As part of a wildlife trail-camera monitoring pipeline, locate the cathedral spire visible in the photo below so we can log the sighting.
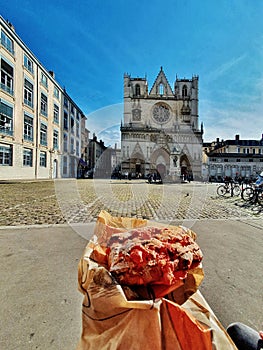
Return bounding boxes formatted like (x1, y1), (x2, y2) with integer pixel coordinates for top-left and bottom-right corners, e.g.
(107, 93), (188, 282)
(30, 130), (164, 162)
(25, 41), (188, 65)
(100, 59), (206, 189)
(149, 67), (173, 97)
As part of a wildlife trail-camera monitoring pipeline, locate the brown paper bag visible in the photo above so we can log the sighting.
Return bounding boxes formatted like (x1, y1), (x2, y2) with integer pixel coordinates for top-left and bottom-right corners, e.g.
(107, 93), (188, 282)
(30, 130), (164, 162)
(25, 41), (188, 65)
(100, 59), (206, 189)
(76, 211), (237, 350)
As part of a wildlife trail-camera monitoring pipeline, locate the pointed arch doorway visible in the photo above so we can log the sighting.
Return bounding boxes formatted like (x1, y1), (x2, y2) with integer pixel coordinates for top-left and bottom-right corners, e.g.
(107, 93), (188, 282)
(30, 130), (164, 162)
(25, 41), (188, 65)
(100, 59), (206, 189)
(180, 154), (192, 178)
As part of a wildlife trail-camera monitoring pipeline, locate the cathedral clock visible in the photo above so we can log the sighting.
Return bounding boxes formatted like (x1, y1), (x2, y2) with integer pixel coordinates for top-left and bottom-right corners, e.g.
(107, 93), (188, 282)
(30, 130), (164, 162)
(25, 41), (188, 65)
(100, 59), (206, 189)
(152, 104), (170, 124)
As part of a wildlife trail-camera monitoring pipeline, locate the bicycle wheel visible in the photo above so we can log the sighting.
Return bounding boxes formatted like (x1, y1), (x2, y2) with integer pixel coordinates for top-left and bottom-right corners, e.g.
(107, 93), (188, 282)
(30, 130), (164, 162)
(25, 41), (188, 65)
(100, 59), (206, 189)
(241, 187), (255, 202)
(217, 185), (227, 196)
(257, 189), (263, 206)
(232, 185), (241, 197)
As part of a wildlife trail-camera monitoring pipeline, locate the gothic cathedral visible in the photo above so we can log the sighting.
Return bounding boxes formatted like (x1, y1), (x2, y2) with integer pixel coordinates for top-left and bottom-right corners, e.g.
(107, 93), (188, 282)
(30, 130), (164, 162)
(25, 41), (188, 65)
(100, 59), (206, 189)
(120, 67), (203, 180)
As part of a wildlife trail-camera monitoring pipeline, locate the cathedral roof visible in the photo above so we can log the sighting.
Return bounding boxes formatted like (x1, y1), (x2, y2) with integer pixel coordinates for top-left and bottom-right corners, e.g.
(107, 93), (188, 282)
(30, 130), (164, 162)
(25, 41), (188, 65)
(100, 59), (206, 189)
(149, 67), (174, 97)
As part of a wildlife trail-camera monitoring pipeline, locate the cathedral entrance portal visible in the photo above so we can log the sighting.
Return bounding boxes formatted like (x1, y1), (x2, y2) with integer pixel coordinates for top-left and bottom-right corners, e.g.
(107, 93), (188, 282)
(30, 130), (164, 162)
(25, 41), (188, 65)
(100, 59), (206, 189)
(180, 155), (192, 180)
(156, 163), (166, 179)
(135, 163), (141, 175)
(150, 148), (170, 179)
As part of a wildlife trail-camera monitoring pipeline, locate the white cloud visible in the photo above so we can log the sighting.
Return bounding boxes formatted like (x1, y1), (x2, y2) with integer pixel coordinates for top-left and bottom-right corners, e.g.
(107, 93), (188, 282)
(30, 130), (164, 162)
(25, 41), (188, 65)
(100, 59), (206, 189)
(97, 125), (121, 148)
(206, 54), (247, 83)
(202, 103), (263, 142)
(86, 103), (123, 136)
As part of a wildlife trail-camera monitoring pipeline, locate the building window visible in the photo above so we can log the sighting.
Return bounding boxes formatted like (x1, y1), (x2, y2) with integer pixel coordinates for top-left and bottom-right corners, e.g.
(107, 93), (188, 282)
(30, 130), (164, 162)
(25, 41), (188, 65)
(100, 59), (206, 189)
(70, 116), (74, 133)
(0, 100), (13, 136)
(76, 112), (80, 120)
(249, 159), (253, 162)
(236, 159), (241, 162)
(41, 73), (48, 88)
(64, 97), (68, 108)
(1, 30), (14, 55)
(135, 84), (140, 96)
(224, 159), (229, 162)
(63, 155), (67, 174)
(24, 79), (34, 108)
(76, 120), (79, 137)
(159, 83), (164, 95)
(211, 158), (217, 162)
(53, 130), (59, 150)
(1, 58), (14, 95)
(237, 147), (240, 153)
(23, 148), (33, 166)
(40, 123), (47, 146)
(252, 148), (256, 154)
(63, 133), (68, 152)
(71, 138), (74, 154)
(40, 93), (48, 117)
(182, 85), (187, 98)
(63, 111), (68, 130)
(53, 104), (59, 124)
(54, 86), (59, 99)
(76, 140), (79, 156)
(39, 151), (47, 167)
(24, 113), (33, 142)
(24, 54), (34, 74)
(0, 144), (12, 165)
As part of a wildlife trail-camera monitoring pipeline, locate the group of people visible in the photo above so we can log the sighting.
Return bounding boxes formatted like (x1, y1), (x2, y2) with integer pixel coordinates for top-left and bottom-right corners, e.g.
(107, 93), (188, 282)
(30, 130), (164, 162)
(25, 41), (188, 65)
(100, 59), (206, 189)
(147, 172), (163, 184)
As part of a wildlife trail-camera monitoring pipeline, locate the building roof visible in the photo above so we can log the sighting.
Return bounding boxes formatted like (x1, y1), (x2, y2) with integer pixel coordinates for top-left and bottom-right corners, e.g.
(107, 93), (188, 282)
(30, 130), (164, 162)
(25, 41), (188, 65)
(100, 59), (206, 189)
(207, 152), (263, 158)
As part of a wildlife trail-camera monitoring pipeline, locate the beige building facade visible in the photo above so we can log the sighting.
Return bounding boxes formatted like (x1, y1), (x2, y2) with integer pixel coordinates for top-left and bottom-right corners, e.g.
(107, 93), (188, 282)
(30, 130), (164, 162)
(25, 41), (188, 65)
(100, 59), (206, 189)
(121, 68), (203, 180)
(203, 134), (263, 182)
(0, 16), (86, 180)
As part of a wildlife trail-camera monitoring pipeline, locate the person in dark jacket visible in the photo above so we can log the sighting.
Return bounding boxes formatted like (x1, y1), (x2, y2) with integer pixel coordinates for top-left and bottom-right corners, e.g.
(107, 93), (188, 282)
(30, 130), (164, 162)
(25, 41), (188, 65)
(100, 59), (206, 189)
(227, 322), (263, 350)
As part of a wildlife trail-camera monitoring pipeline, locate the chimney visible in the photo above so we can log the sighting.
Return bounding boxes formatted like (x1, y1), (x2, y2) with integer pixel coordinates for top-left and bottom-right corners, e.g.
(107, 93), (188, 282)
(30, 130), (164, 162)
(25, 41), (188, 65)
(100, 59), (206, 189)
(49, 71), (55, 79)
(235, 134), (240, 141)
(6, 20), (15, 31)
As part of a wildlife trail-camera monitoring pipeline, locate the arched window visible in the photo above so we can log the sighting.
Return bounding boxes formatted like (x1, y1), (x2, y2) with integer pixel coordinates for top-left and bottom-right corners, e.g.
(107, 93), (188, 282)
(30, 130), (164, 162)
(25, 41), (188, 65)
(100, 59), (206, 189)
(159, 83), (164, 95)
(182, 85), (187, 98)
(135, 84), (140, 96)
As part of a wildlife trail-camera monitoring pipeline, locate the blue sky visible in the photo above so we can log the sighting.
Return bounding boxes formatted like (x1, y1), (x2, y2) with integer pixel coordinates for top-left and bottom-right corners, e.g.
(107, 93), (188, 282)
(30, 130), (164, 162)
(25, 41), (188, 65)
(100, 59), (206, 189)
(1, 0), (263, 146)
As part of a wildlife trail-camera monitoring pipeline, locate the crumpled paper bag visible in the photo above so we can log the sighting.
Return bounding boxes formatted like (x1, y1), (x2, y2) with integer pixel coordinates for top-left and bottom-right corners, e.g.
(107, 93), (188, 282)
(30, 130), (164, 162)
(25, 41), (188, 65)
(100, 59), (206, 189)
(76, 211), (237, 350)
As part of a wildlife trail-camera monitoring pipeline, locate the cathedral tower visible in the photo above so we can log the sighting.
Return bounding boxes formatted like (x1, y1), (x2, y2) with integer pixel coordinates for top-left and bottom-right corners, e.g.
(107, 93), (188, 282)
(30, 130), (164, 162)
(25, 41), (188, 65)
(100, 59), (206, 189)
(121, 68), (203, 180)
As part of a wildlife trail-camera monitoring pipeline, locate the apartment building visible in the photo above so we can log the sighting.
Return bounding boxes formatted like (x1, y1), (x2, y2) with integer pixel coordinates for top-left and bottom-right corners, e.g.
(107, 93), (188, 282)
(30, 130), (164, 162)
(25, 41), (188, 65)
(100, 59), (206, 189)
(203, 134), (263, 181)
(86, 134), (107, 178)
(0, 16), (86, 180)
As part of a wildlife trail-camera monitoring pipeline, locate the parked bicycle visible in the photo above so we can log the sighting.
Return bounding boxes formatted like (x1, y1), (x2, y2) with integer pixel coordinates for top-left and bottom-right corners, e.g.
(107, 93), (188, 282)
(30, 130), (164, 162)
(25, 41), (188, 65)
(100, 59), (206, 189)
(217, 180), (241, 197)
(241, 173), (263, 206)
(241, 185), (263, 206)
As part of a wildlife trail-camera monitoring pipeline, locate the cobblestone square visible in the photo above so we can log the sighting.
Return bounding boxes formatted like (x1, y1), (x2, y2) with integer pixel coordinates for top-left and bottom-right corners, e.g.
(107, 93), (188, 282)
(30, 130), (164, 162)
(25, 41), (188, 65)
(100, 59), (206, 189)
(0, 179), (261, 227)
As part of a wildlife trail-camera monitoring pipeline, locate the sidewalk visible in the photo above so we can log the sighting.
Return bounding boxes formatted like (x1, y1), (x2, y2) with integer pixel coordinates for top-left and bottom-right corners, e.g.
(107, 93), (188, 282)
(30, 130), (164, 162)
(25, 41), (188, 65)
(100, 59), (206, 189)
(0, 218), (262, 349)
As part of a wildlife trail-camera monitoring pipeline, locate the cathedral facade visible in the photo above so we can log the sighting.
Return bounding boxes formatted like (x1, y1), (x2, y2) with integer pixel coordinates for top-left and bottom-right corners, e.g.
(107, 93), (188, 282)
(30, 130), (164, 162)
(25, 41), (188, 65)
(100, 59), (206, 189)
(120, 68), (203, 180)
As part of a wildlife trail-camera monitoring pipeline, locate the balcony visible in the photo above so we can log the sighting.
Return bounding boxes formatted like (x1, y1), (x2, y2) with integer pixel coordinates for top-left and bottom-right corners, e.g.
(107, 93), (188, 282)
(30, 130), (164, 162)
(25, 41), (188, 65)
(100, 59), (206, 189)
(0, 127), (13, 136)
(1, 38), (14, 55)
(1, 83), (14, 96)
(24, 64), (34, 75)
(23, 134), (33, 142)
(24, 99), (33, 109)
(40, 139), (47, 147)
(40, 109), (48, 117)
